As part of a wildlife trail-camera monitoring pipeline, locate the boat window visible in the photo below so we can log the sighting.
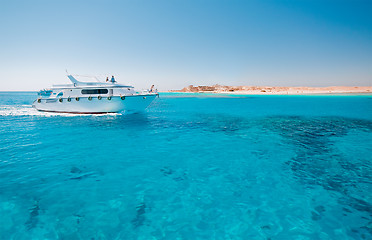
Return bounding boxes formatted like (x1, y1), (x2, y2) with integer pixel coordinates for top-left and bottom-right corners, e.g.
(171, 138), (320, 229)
(81, 89), (108, 94)
(38, 90), (52, 97)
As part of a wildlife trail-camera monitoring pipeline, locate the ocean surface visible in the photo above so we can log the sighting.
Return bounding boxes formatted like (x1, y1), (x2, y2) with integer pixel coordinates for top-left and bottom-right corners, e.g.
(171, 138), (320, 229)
(0, 92), (371, 240)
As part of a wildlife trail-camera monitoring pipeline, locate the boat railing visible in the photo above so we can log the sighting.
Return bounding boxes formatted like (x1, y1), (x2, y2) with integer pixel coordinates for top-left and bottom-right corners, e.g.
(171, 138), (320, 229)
(52, 84), (76, 88)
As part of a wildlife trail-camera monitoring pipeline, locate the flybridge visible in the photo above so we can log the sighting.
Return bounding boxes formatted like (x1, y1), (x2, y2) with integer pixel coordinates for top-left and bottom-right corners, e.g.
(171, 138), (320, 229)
(67, 75), (110, 86)
(52, 75), (134, 89)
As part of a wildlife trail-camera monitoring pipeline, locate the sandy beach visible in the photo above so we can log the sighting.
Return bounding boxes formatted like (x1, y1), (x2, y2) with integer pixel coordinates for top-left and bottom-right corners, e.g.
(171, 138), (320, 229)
(171, 85), (372, 95)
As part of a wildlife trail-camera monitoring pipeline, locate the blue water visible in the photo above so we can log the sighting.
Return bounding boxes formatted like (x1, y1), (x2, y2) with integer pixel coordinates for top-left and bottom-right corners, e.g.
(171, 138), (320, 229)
(0, 92), (371, 239)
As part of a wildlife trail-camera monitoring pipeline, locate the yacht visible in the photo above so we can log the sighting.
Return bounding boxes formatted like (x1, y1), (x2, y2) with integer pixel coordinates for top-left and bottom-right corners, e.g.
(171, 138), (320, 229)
(33, 74), (158, 114)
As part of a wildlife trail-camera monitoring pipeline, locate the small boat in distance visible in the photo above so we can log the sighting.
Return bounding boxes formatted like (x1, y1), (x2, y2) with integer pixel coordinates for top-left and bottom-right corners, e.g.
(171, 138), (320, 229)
(33, 74), (158, 114)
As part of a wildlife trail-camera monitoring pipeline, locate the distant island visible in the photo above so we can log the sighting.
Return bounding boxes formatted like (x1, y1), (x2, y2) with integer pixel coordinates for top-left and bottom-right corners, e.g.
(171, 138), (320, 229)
(170, 85), (372, 95)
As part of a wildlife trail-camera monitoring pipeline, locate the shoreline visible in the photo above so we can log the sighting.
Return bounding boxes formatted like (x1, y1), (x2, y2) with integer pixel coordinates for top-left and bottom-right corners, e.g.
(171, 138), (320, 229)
(163, 91), (372, 96)
(161, 92), (372, 97)
(168, 85), (372, 95)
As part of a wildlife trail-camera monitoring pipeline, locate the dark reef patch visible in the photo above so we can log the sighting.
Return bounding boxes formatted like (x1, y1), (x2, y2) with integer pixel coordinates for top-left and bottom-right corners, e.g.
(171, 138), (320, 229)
(25, 201), (40, 230)
(160, 167), (173, 176)
(262, 116), (372, 237)
(132, 202), (147, 228)
(70, 166), (83, 174)
(161, 166), (188, 182)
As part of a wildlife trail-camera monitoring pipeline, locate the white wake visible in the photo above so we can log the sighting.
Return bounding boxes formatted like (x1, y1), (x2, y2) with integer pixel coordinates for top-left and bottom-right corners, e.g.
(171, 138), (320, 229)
(0, 105), (121, 117)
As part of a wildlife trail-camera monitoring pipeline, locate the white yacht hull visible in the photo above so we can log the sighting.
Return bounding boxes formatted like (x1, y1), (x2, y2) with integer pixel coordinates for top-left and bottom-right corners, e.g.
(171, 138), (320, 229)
(32, 94), (158, 114)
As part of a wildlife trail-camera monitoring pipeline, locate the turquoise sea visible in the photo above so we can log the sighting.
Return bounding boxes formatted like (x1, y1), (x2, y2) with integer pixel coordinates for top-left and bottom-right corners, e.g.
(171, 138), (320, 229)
(0, 92), (371, 239)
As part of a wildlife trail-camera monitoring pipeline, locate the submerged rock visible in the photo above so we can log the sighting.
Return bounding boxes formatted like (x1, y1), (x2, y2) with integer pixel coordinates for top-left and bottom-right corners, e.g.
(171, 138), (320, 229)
(25, 201), (40, 230)
(132, 202), (147, 228)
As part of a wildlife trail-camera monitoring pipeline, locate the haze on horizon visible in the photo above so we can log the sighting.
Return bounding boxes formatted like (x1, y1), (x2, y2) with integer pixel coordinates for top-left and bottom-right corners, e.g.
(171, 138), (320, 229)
(0, 0), (371, 91)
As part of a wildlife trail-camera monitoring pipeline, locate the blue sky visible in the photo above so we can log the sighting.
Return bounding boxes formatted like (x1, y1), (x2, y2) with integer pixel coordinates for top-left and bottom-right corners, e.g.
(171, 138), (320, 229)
(0, 0), (371, 90)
